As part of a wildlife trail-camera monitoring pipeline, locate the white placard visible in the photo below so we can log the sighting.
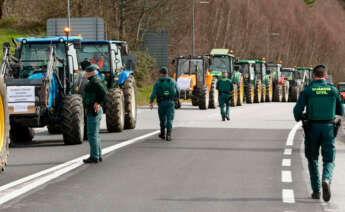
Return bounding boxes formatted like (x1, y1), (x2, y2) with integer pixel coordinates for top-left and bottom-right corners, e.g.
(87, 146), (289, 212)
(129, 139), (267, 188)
(7, 86), (35, 103)
(177, 78), (192, 90)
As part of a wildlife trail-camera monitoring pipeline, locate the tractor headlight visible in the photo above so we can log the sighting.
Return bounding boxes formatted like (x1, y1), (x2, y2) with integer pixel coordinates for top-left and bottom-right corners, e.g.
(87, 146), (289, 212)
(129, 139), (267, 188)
(22, 39), (27, 44)
(59, 38), (64, 43)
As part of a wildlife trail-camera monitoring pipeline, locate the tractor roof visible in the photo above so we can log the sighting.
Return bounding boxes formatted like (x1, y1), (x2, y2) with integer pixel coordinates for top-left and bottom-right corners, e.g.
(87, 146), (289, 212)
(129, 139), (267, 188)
(281, 68), (296, 72)
(252, 59), (266, 64)
(267, 63), (282, 68)
(297, 67), (313, 71)
(338, 82), (345, 85)
(177, 55), (205, 60)
(209, 49), (234, 57)
(16, 36), (83, 43)
(237, 60), (256, 64)
(81, 40), (127, 45)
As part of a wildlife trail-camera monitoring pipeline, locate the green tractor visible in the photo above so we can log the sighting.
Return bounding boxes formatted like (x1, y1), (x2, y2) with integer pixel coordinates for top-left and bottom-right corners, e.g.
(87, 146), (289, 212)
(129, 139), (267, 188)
(235, 60), (262, 104)
(297, 66), (313, 87)
(266, 63), (290, 102)
(281, 68), (304, 102)
(253, 59), (273, 102)
(208, 49), (244, 106)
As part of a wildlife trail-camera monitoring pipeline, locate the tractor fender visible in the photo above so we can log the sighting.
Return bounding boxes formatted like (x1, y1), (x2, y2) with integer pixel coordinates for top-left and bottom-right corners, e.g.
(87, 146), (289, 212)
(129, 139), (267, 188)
(119, 70), (134, 85)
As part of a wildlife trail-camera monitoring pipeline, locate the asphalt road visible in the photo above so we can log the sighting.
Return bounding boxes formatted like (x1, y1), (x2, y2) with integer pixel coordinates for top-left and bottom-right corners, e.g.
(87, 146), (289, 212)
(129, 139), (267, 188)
(0, 103), (344, 211)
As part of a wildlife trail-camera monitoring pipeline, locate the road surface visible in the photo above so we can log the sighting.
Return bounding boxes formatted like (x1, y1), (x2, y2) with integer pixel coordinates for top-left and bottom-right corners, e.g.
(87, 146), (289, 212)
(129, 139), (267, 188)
(0, 102), (345, 212)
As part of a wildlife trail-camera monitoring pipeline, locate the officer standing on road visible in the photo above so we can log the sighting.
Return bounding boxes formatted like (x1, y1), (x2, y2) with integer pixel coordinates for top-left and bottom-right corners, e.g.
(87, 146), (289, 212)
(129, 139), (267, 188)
(150, 67), (179, 141)
(216, 72), (233, 121)
(293, 64), (344, 201)
(83, 64), (108, 163)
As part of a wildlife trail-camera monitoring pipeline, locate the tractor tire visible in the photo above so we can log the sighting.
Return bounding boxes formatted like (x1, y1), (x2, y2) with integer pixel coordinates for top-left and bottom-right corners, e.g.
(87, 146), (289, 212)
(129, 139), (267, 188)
(261, 84), (266, 102)
(273, 84), (283, 102)
(231, 84), (238, 107)
(192, 97), (199, 106)
(175, 99), (182, 109)
(106, 88), (125, 132)
(198, 87), (209, 110)
(0, 79), (10, 172)
(290, 86), (299, 102)
(209, 78), (219, 109)
(10, 124), (34, 143)
(246, 84), (255, 104)
(62, 95), (84, 145)
(282, 81), (290, 102)
(254, 81), (262, 103)
(123, 75), (137, 129)
(237, 78), (244, 106)
(47, 124), (61, 134)
(266, 80), (273, 102)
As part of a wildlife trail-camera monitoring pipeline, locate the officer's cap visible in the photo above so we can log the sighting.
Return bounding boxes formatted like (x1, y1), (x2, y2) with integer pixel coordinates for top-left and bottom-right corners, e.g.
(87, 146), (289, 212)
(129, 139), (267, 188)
(160, 66), (168, 74)
(86, 64), (99, 72)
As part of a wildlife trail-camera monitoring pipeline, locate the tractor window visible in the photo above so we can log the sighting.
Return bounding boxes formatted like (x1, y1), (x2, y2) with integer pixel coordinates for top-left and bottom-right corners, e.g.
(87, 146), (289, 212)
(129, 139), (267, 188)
(281, 71), (293, 80)
(177, 59), (203, 77)
(238, 64), (249, 79)
(78, 44), (110, 72)
(294, 71), (303, 80)
(210, 56), (229, 72)
(338, 85), (345, 92)
(254, 63), (262, 79)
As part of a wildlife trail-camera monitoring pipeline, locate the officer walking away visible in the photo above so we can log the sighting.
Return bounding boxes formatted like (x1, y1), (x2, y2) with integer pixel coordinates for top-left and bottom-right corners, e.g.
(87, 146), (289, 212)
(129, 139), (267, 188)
(216, 72), (233, 121)
(83, 64), (108, 163)
(150, 67), (180, 141)
(293, 64), (344, 201)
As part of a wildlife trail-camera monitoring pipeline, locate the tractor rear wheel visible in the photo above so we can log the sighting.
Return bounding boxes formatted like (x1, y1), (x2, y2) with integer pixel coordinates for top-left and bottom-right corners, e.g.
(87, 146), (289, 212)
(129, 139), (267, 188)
(106, 88), (125, 132)
(191, 97), (199, 106)
(254, 81), (262, 103)
(62, 94), (84, 145)
(246, 84), (255, 104)
(199, 87), (209, 110)
(273, 84), (283, 102)
(237, 78), (244, 106)
(261, 84), (266, 102)
(266, 80), (273, 102)
(47, 124), (61, 134)
(231, 84), (238, 107)
(209, 78), (219, 109)
(175, 99), (181, 109)
(0, 79), (10, 171)
(123, 75), (137, 129)
(282, 81), (290, 102)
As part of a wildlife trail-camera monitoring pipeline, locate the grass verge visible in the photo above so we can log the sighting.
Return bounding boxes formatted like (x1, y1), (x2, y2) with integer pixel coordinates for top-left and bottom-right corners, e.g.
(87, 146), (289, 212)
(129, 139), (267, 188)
(137, 85), (153, 105)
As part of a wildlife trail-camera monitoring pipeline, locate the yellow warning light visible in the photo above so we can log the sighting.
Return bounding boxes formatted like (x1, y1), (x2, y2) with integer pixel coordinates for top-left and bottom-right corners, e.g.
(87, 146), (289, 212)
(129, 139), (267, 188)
(64, 27), (71, 35)
(309, 64), (313, 67)
(262, 57), (266, 61)
(77, 34), (82, 37)
(279, 60), (283, 64)
(210, 53), (214, 56)
(230, 50), (234, 54)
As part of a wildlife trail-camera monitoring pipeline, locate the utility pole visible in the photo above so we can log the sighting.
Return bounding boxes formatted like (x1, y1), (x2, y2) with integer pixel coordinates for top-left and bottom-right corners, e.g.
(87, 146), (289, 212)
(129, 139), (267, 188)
(67, 0), (71, 30)
(192, 1), (209, 56)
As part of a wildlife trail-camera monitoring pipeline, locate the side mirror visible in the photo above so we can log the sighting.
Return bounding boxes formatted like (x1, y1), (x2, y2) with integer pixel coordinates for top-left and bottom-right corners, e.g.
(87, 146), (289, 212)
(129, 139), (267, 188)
(171, 59), (175, 65)
(14, 48), (20, 58)
(73, 39), (82, 49)
(3, 42), (10, 48)
(121, 43), (129, 56)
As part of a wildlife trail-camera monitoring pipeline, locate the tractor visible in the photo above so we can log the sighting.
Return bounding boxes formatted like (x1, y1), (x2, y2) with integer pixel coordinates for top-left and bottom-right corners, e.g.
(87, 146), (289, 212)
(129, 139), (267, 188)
(253, 59), (273, 102)
(281, 68), (304, 102)
(297, 67), (313, 86)
(235, 60), (262, 104)
(173, 56), (211, 110)
(78, 40), (137, 132)
(338, 82), (345, 102)
(0, 43), (10, 172)
(4, 36), (85, 145)
(266, 63), (290, 102)
(208, 49), (244, 106)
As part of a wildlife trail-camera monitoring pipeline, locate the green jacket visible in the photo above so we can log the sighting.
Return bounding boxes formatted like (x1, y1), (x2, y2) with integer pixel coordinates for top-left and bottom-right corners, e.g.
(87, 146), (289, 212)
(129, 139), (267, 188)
(293, 80), (344, 121)
(83, 76), (108, 107)
(216, 77), (233, 93)
(150, 76), (180, 104)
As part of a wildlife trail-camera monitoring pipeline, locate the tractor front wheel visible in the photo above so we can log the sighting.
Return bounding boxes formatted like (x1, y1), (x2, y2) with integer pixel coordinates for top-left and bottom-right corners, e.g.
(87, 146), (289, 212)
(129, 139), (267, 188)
(237, 78), (244, 106)
(246, 84), (255, 104)
(199, 87), (209, 110)
(282, 81), (290, 102)
(266, 80), (273, 102)
(261, 84), (266, 102)
(209, 78), (219, 109)
(254, 81), (262, 103)
(231, 84), (238, 107)
(106, 88), (125, 132)
(273, 84), (283, 102)
(0, 79), (10, 171)
(123, 75), (137, 129)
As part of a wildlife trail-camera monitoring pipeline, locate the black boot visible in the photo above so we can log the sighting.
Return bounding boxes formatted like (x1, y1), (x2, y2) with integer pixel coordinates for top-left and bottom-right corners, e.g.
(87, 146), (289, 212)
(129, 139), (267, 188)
(166, 129), (172, 141)
(222, 117), (226, 121)
(83, 157), (98, 164)
(159, 129), (166, 140)
(311, 191), (320, 200)
(322, 180), (331, 202)
(226, 115), (230, 121)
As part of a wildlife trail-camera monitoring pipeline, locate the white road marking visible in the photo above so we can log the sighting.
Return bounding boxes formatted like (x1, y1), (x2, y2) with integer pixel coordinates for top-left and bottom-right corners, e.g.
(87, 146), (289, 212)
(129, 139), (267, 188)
(284, 148), (292, 155)
(0, 130), (160, 206)
(282, 159), (291, 167)
(286, 122), (302, 146)
(282, 189), (295, 203)
(282, 170), (292, 183)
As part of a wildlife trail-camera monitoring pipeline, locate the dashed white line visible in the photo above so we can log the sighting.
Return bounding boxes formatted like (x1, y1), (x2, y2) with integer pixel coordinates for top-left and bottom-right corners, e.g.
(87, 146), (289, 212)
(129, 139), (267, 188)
(282, 170), (292, 183)
(282, 189), (295, 203)
(284, 148), (292, 155)
(282, 159), (291, 167)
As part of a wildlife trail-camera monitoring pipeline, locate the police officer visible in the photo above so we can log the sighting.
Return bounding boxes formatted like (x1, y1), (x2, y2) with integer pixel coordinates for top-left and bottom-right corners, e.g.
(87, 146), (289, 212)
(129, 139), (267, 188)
(83, 64), (108, 163)
(216, 72), (233, 121)
(293, 64), (344, 201)
(150, 67), (179, 141)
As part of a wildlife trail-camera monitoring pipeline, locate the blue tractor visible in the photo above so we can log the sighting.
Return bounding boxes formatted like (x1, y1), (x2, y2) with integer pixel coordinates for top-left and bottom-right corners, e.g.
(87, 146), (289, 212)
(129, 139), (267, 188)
(78, 40), (137, 132)
(4, 36), (85, 144)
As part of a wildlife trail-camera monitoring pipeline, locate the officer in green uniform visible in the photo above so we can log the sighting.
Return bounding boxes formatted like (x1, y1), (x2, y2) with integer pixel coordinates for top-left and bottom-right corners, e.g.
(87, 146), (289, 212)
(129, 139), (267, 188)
(216, 72), (233, 121)
(293, 64), (344, 201)
(150, 67), (180, 141)
(83, 64), (108, 163)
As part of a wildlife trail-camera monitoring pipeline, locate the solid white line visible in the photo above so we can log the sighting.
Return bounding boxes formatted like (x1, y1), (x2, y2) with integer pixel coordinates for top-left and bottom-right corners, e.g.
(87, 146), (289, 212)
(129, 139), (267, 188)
(282, 189), (295, 203)
(282, 159), (291, 167)
(284, 148), (292, 155)
(282, 170), (292, 183)
(0, 130), (160, 205)
(286, 122), (302, 146)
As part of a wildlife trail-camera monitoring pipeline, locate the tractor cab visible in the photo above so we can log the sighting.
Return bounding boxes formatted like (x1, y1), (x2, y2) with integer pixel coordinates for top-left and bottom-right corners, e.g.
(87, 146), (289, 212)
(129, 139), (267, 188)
(297, 67), (313, 86)
(235, 60), (256, 86)
(338, 82), (345, 101)
(253, 59), (273, 102)
(281, 68), (303, 85)
(266, 63), (282, 83)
